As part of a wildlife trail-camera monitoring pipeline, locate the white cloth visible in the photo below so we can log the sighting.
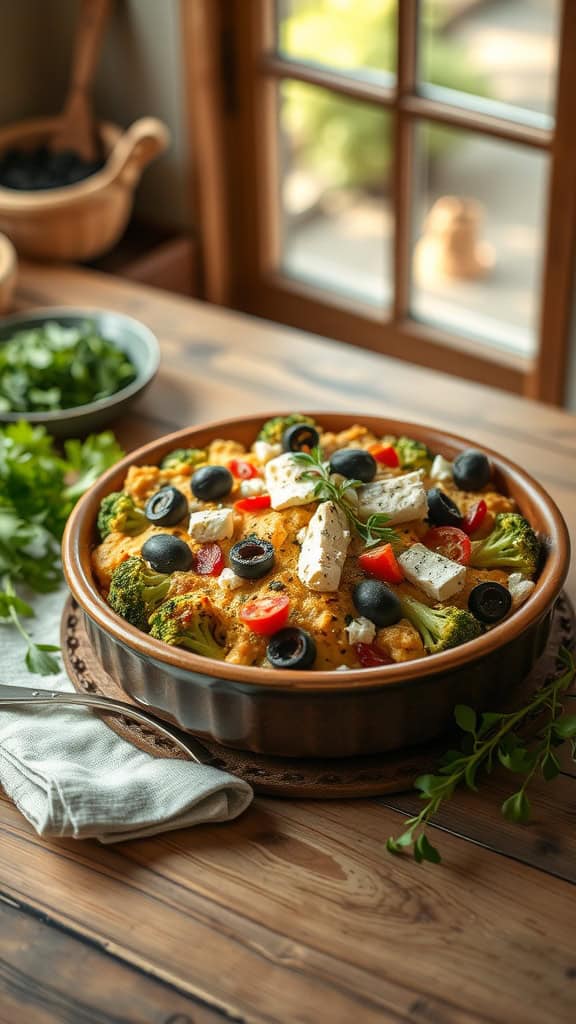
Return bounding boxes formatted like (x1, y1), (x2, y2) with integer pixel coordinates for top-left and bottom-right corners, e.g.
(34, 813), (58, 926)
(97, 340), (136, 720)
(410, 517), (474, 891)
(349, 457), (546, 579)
(0, 587), (253, 843)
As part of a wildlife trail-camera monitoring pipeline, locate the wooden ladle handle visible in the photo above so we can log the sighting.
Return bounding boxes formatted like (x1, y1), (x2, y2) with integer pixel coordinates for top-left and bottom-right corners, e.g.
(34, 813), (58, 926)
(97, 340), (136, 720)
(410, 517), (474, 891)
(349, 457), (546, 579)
(106, 118), (171, 186)
(66, 0), (112, 99)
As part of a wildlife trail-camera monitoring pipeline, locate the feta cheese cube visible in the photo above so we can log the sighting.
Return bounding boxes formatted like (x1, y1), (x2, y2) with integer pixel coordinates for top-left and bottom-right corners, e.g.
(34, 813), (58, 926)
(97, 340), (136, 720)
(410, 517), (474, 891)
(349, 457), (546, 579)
(188, 507), (234, 542)
(239, 477), (265, 497)
(508, 573), (536, 609)
(264, 452), (319, 510)
(398, 543), (466, 601)
(345, 616), (376, 645)
(357, 470), (427, 525)
(430, 454), (453, 483)
(297, 500), (351, 592)
(253, 440), (282, 464)
(218, 567), (244, 592)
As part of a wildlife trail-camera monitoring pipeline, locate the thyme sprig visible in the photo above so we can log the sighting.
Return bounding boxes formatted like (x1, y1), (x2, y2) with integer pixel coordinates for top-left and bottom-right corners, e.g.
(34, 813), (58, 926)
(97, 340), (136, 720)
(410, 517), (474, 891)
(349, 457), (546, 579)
(387, 647), (576, 864)
(293, 448), (397, 548)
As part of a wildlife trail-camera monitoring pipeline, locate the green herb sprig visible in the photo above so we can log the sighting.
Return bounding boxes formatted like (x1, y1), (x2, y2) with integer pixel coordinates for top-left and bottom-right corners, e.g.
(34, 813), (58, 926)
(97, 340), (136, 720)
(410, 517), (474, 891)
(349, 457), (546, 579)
(293, 448), (397, 548)
(0, 421), (124, 674)
(387, 647), (576, 864)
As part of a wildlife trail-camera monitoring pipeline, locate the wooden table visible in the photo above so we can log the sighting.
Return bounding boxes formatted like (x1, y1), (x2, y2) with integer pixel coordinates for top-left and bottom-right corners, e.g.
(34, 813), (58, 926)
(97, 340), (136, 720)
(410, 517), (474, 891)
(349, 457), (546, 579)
(2, 263), (575, 1024)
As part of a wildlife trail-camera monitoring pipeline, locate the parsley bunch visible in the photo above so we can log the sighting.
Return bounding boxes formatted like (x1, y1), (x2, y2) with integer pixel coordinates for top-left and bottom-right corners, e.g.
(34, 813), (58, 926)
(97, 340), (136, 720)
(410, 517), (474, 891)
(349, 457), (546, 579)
(0, 421), (124, 674)
(387, 647), (576, 864)
(293, 448), (397, 547)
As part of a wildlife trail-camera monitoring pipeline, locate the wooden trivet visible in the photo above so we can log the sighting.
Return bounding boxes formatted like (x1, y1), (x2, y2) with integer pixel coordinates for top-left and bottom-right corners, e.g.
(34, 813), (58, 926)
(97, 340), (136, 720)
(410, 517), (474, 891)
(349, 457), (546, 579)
(60, 594), (575, 799)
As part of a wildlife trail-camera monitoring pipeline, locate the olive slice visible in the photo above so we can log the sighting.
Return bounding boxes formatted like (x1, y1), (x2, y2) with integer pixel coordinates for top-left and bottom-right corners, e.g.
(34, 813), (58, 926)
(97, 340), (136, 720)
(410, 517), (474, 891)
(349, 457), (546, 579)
(142, 534), (193, 573)
(352, 580), (402, 627)
(329, 448), (377, 483)
(191, 465), (233, 501)
(427, 487), (463, 528)
(145, 486), (188, 526)
(267, 627), (317, 669)
(282, 423), (320, 452)
(468, 582), (512, 624)
(229, 538), (275, 579)
(452, 449), (491, 491)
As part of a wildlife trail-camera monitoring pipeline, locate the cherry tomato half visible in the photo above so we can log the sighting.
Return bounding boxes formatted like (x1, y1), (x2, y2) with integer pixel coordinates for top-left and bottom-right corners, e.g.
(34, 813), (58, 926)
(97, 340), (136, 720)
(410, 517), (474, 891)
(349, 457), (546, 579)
(194, 542), (224, 576)
(368, 443), (400, 468)
(240, 594), (290, 635)
(358, 542), (404, 584)
(234, 494), (271, 512)
(463, 498), (488, 535)
(228, 458), (260, 480)
(422, 526), (472, 565)
(355, 643), (394, 667)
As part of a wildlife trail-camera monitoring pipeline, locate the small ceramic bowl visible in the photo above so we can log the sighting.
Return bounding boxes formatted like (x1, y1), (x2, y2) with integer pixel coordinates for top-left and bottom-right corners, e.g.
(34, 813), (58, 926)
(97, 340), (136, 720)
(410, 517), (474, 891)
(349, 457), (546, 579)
(62, 413), (570, 758)
(0, 307), (160, 437)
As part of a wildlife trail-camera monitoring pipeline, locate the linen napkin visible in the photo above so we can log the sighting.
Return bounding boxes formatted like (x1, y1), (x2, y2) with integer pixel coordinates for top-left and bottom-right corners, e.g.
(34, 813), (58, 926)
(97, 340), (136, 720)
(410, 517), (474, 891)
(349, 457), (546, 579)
(0, 586), (253, 843)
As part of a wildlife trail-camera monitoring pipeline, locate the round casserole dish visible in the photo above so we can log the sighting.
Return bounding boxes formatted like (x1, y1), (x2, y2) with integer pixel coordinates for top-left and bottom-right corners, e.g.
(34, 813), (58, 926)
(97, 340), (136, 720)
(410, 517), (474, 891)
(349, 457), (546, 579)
(62, 413), (570, 758)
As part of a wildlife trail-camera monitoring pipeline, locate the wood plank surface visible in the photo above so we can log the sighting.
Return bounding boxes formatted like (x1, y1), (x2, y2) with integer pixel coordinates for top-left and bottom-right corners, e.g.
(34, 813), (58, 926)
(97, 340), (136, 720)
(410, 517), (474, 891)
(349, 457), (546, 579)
(2, 263), (575, 1024)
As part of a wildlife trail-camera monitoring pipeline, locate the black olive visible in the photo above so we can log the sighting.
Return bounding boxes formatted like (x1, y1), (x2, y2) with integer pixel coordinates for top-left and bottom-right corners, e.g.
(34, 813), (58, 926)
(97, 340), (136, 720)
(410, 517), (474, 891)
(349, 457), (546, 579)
(468, 582), (512, 624)
(267, 627), (317, 669)
(452, 449), (491, 491)
(229, 538), (275, 579)
(329, 448), (377, 483)
(191, 465), (233, 501)
(353, 580), (402, 627)
(282, 423), (320, 452)
(145, 486), (188, 526)
(142, 534), (193, 573)
(427, 488), (463, 528)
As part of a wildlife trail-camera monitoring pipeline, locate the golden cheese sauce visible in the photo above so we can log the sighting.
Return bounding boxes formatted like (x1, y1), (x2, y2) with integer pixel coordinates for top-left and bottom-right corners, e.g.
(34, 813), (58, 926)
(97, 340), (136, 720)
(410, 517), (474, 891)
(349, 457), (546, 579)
(92, 422), (526, 670)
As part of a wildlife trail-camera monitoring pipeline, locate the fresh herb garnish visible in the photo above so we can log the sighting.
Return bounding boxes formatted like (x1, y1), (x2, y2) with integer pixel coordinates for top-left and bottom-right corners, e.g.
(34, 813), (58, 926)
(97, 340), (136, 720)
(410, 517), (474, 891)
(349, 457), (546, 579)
(387, 647), (576, 864)
(293, 447), (397, 548)
(0, 422), (124, 674)
(0, 320), (135, 414)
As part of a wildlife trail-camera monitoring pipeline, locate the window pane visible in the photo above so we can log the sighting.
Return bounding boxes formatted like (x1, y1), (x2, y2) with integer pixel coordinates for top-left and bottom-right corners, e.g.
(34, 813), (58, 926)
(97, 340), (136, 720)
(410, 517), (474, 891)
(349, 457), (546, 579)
(276, 0), (396, 80)
(411, 125), (549, 357)
(278, 80), (392, 310)
(420, 0), (560, 121)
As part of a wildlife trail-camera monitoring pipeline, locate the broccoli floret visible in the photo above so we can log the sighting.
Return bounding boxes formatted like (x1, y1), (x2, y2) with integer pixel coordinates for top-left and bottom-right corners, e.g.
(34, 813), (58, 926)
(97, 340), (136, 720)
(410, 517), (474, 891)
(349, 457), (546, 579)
(108, 556), (172, 631)
(149, 593), (226, 660)
(97, 491), (147, 540)
(469, 513), (539, 577)
(257, 414), (317, 446)
(394, 436), (433, 473)
(400, 594), (483, 654)
(160, 447), (207, 471)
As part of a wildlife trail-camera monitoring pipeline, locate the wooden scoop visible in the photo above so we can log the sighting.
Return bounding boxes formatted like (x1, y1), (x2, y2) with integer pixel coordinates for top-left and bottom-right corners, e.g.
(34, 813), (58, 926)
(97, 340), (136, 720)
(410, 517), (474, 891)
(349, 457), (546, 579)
(51, 0), (112, 161)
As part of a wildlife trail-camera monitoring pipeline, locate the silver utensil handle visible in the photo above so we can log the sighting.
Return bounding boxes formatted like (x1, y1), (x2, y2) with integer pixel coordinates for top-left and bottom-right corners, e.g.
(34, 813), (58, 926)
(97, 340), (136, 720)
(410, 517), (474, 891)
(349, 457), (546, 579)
(0, 687), (209, 764)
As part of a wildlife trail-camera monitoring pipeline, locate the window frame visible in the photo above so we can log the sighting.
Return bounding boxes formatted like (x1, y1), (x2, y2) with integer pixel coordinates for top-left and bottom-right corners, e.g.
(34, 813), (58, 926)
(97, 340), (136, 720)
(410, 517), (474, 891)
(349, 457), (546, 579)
(182, 0), (576, 403)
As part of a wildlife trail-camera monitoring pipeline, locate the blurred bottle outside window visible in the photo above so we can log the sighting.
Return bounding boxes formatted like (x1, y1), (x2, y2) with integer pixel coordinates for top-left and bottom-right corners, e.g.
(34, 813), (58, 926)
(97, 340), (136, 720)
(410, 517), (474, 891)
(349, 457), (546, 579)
(277, 0), (559, 357)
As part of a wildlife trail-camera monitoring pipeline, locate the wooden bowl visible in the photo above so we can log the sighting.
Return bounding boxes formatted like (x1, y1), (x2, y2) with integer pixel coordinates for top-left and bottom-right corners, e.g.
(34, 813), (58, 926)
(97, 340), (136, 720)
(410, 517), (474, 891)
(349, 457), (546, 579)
(0, 116), (169, 261)
(0, 232), (16, 312)
(62, 413), (570, 758)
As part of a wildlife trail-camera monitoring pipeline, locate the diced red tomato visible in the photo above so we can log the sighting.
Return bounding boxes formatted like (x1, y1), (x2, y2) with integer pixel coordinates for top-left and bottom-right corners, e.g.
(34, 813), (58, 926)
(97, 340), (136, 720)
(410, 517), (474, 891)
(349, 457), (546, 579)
(422, 526), (472, 565)
(240, 594), (290, 635)
(463, 499), (488, 535)
(193, 542), (224, 576)
(358, 542), (404, 584)
(369, 443), (399, 468)
(355, 643), (394, 667)
(228, 459), (260, 480)
(234, 494), (271, 512)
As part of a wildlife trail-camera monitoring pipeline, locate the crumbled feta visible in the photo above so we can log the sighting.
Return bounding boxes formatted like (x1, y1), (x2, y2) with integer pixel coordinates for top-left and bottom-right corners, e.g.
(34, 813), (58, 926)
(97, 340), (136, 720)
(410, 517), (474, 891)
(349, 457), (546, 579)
(218, 567), (244, 592)
(345, 616), (376, 645)
(430, 454), (453, 483)
(297, 500), (351, 591)
(188, 507), (234, 542)
(398, 543), (466, 601)
(508, 573), (536, 609)
(239, 477), (265, 497)
(253, 440), (282, 464)
(264, 452), (318, 510)
(296, 526), (307, 544)
(335, 664), (351, 672)
(357, 470), (427, 524)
